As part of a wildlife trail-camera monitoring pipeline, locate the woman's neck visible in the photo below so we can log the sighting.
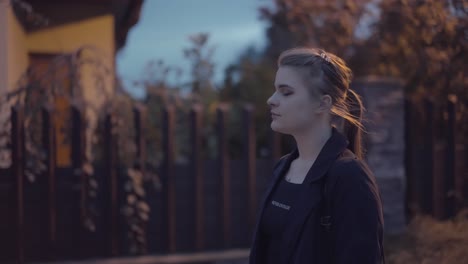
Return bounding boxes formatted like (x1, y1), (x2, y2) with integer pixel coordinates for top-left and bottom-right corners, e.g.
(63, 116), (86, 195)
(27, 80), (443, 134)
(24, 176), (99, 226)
(292, 124), (332, 163)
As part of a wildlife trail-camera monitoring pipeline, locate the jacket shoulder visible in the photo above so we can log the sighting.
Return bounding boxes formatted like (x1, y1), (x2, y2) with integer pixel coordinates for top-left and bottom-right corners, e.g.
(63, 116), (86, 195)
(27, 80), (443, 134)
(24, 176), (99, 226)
(329, 150), (376, 189)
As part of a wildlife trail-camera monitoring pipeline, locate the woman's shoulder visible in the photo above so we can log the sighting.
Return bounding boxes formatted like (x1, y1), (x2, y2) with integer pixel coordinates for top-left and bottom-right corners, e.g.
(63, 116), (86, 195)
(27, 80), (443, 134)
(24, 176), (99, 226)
(329, 149), (376, 187)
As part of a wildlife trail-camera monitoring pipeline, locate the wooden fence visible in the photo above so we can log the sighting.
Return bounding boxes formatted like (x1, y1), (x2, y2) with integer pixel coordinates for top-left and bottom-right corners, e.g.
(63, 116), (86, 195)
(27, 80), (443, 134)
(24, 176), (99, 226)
(0, 103), (287, 263)
(0, 94), (467, 263)
(405, 94), (467, 220)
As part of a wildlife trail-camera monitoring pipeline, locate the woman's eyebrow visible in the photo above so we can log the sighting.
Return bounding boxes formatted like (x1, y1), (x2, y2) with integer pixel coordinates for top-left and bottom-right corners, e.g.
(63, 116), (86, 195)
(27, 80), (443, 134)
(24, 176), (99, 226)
(275, 84), (294, 89)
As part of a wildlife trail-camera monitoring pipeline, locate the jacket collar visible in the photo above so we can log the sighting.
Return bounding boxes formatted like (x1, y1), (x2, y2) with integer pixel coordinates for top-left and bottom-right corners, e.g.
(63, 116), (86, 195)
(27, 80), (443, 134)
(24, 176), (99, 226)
(272, 126), (349, 185)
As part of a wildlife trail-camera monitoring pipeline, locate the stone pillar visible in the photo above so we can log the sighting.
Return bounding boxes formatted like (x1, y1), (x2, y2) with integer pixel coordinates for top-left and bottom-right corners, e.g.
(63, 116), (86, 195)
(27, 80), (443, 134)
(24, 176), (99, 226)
(352, 76), (406, 234)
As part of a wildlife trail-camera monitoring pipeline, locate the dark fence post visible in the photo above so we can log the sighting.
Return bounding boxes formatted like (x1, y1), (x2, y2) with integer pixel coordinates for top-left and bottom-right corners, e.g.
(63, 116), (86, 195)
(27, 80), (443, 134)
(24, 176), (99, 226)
(450, 96), (467, 213)
(71, 105), (87, 258)
(243, 104), (257, 233)
(11, 106), (25, 264)
(103, 113), (119, 256)
(422, 97), (434, 215)
(404, 98), (415, 221)
(42, 105), (57, 260)
(134, 105), (147, 173)
(217, 105), (230, 248)
(190, 104), (204, 251)
(446, 95), (457, 218)
(458, 132), (468, 211)
(270, 131), (281, 162)
(464, 98), (468, 208)
(432, 100), (447, 220)
(162, 106), (176, 253)
(133, 104), (148, 254)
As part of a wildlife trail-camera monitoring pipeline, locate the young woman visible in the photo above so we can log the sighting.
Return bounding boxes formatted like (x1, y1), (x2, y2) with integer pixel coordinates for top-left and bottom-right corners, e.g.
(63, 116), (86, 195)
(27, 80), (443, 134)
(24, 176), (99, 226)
(249, 47), (385, 263)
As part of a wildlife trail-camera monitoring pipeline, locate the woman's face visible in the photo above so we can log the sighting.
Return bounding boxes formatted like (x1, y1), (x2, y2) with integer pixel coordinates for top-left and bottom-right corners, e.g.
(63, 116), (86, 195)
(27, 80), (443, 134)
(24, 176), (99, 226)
(267, 66), (323, 135)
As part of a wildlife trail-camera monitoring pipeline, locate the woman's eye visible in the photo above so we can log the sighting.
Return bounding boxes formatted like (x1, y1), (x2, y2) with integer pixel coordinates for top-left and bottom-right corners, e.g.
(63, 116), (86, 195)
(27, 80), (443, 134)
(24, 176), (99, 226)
(282, 92), (292, 96)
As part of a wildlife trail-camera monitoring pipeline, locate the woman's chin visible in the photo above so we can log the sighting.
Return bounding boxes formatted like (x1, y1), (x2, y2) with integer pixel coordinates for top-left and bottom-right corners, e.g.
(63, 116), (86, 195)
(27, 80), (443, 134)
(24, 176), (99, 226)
(270, 122), (286, 133)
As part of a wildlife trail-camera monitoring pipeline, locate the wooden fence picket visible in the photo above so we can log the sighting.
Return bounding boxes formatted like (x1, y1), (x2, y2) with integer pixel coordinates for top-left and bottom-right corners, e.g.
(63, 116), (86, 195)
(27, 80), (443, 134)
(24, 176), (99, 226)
(11, 106), (25, 264)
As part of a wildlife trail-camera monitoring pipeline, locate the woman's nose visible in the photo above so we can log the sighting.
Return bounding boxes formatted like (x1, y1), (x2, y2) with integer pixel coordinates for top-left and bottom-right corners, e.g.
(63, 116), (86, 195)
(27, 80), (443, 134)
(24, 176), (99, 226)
(267, 93), (277, 107)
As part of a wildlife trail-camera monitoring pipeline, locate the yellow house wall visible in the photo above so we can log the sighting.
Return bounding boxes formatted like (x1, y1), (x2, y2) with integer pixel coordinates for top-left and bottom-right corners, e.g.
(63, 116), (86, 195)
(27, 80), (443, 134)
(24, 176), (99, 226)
(0, 1), (29, 96)
(26, 15), (115, 98)
(27, 15), (115, 56)
(0, 1), (7, 96)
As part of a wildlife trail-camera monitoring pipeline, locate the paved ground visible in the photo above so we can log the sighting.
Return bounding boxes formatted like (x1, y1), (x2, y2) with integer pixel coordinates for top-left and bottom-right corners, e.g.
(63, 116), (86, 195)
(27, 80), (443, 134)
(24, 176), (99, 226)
(32, 249), (250, 264)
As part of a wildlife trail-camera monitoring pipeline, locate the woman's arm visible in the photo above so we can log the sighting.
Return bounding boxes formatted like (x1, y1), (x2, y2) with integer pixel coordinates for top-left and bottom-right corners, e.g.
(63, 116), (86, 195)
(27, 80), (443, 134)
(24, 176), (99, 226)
(331, 160), (385, 264)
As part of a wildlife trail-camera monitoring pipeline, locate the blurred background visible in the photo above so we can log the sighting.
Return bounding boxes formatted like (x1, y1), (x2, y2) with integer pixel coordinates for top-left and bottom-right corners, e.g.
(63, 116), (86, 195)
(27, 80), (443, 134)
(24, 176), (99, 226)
(0, 0), (467, 263)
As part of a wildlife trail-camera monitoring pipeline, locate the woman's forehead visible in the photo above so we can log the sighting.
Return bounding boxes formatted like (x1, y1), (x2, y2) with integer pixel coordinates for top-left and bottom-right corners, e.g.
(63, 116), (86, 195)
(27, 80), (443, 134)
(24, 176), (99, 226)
(274, 67), (304, 87)
(275, 66), (319, 88)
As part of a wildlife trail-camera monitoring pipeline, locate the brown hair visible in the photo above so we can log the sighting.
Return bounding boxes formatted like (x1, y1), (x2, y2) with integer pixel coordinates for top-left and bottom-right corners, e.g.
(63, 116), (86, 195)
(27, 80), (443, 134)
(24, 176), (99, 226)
(277, 47), (365, 159)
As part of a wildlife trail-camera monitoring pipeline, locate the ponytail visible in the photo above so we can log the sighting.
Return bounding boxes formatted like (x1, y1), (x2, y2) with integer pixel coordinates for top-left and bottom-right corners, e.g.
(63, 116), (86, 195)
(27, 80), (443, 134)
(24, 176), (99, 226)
(343, 89), (365, 160)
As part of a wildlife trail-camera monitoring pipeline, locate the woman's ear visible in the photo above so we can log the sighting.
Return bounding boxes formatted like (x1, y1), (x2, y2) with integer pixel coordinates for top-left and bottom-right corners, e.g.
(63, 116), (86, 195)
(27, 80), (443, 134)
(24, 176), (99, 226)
(316, 94), (332, 113)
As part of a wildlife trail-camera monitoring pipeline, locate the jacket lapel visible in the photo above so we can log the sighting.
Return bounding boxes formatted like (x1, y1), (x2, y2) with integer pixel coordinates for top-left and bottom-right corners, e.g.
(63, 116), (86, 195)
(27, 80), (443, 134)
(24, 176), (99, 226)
(250, 149), (297, 262)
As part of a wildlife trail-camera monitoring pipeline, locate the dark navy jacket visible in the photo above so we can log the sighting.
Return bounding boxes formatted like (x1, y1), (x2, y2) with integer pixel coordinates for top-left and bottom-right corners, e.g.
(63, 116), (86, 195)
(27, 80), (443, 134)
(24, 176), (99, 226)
(249, 128), (385, 264)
